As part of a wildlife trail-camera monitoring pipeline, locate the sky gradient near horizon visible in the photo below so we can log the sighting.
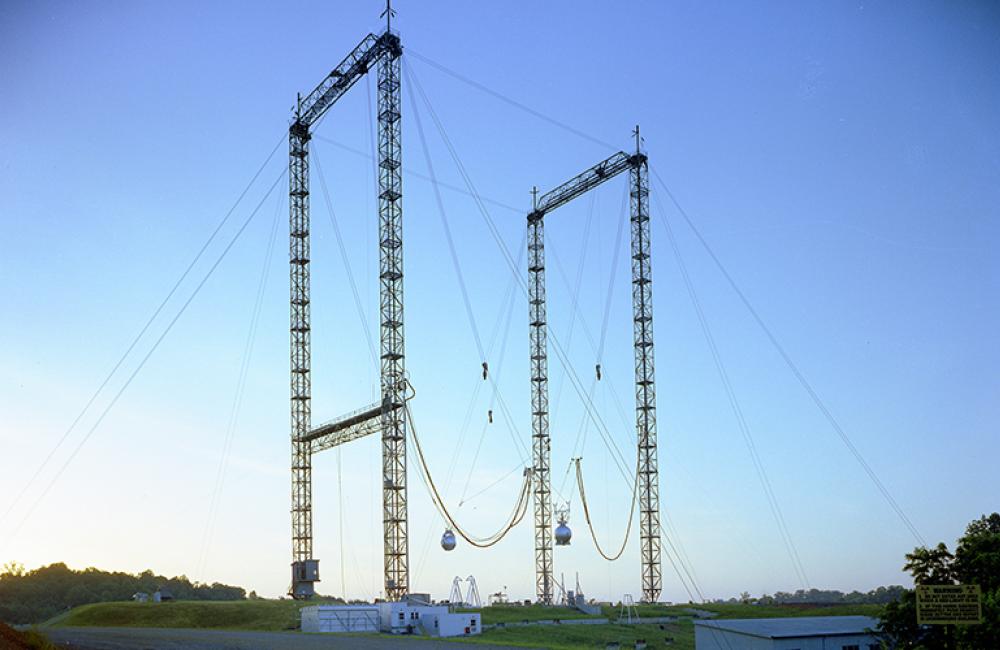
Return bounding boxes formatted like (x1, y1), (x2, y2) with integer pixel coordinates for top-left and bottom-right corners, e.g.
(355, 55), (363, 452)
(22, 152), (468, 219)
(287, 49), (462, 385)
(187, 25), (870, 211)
(1, 1), (998, 602)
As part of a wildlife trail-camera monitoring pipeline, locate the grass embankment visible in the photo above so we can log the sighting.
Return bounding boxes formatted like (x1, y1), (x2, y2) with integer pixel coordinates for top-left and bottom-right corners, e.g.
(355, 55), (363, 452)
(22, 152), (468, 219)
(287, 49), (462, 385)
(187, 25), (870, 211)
(450, 621), (693, 650)
(54, 599), (332, 631)
(459, 604), (602, 624)
(51, 599), (886, 650)
(450, 602), (886, 649)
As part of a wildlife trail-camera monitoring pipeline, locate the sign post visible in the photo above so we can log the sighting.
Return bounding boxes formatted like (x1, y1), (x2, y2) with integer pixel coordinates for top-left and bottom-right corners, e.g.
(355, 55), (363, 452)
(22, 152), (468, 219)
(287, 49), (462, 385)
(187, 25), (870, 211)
(916, 585), (982, 625)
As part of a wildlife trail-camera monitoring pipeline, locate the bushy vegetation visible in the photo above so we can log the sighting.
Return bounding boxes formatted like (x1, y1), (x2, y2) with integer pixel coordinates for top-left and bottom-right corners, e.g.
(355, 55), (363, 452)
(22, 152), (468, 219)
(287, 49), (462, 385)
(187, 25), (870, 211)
(0, 562), (247, 624)
(878, 512), (1000, 648)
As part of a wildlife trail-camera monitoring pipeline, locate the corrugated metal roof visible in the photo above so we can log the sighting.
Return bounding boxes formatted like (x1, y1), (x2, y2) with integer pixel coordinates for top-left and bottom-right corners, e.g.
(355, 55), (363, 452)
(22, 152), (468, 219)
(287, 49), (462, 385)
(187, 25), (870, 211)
(694, 616), (879, 639)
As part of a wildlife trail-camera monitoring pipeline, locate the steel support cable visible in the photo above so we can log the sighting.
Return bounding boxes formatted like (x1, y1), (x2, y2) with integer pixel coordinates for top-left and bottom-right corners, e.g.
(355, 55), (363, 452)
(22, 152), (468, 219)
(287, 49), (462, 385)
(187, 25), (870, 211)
(312, 134), (522, 214)
(441, 229), (529, 507)
(459, 272), (523, 505)
(2, 170), (287, 546)
(418, 255), (527, 583)
(312, 144), (379, 365)
(549, 192), (596, 418)
(0, 133), (286, 527)
(657, 193), (810, 589)
(596, 182), (630, 364)
(406, 63), (632, 489)
(197, 189), (283, 578)
(649, 167), (926, 547)
(661, 510), (703, 598)
(547, 241), (600, 355)
(405, 65), (486, 363)
(406, 49), (618, 152)
(460, 462), (526, 507)
(574, 457), (638, 561)
(408, 404), (531, 547)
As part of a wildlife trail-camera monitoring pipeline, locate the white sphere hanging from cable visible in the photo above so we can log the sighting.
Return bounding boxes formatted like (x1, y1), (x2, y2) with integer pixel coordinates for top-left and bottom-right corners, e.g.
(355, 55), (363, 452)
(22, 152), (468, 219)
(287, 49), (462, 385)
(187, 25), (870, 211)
(554, 504), (572, 546)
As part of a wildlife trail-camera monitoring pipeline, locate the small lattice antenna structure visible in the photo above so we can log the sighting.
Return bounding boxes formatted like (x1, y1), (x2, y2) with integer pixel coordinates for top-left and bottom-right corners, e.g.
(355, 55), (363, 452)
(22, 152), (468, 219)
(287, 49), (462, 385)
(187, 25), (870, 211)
(449, 576), (465, 606)
(619, 594), (639, 624)
(381, 0), (396, 32)
(465, 575), (482, 608)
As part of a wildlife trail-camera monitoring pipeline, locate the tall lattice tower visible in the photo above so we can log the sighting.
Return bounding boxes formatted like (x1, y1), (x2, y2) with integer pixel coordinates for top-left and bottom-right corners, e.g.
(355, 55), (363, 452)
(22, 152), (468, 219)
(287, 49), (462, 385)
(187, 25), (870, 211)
(287, 27), (406, 601)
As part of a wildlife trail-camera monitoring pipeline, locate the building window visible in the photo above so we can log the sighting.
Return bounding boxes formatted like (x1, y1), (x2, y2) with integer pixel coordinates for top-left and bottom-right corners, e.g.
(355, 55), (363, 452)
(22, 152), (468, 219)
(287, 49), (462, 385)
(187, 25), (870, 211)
(842, 645), (860, 650)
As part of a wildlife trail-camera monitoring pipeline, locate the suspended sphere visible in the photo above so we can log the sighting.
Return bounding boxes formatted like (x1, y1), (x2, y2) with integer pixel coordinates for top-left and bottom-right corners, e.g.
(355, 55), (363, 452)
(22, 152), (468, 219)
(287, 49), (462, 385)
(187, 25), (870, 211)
(555, 522), (572, 546)
(441, 529), (457, 551)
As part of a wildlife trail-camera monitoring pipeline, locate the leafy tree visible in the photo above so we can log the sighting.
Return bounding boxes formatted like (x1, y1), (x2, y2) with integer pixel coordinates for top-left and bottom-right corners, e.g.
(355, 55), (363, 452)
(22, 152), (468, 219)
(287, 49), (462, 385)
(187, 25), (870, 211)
(903, 543), (955, 586)
(877, 513), (1000, 649)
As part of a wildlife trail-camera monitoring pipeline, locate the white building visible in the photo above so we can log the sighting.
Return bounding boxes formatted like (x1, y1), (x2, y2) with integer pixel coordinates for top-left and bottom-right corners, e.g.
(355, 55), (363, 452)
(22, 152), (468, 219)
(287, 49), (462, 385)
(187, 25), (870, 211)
(377, 601), (481, 637)
(300, 605), (379, 633)
(694, 616), (880, 650)
(301, 602), (481, 638)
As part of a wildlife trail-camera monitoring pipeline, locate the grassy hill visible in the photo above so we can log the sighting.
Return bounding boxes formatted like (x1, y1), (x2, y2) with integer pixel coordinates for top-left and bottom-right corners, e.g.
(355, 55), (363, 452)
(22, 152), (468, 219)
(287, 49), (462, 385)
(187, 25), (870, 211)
(51, 599), (325, 631)
(48, 599), (886, 650)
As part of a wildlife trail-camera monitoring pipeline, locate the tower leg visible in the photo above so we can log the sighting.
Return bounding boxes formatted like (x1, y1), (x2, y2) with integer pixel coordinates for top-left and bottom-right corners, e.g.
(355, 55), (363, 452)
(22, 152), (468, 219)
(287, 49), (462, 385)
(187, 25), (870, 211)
(378, 49), (408, 601)
(527, 214), (554, 605)
(289, 119), (318, 599)
(629, 158), (661, 603)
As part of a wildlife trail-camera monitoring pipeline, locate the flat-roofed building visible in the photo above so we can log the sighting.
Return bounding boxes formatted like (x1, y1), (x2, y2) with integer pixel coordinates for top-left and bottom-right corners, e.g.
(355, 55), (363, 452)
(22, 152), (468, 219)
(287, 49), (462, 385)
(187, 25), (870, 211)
(694, 616), (880, 650)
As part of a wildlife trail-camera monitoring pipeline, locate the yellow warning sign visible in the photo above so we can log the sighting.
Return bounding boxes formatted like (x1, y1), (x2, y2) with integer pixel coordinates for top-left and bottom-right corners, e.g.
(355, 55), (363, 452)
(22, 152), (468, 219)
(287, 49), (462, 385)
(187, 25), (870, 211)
(916, 585), (982, 625)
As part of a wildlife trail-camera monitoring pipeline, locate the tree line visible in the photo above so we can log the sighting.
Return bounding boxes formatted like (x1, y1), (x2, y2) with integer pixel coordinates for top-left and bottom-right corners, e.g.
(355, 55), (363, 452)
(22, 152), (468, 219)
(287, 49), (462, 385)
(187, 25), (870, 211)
(725, 585), (909, 606)
(0, 562), (247, 624)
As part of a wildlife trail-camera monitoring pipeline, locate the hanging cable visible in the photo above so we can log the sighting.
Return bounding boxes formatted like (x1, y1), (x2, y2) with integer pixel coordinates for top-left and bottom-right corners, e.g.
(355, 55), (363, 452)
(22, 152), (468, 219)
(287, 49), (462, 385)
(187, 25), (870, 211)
(312, 144), (379, 366)
(196, 186), (283, 578)
(0, 133), (286, 528)
(406, 61), (633, 497)
(2, 169), (287, 548)
(651, 167), (925, 547)
(406, 49), (618, 152)
(596, 182), (630, 364)
(549, 191), (596, 417)
(312, 134), (523, 214)
(405, 66), (487, 365)
(459, 267), (522, 505)
(408, 402), (531, 547)
(574, 457), (638, 561)
(656, 188), (810, 589)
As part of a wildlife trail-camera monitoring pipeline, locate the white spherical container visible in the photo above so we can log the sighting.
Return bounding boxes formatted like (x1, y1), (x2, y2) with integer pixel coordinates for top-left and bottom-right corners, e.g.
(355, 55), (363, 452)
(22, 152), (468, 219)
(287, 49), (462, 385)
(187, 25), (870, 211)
(441, 529), (457, 551)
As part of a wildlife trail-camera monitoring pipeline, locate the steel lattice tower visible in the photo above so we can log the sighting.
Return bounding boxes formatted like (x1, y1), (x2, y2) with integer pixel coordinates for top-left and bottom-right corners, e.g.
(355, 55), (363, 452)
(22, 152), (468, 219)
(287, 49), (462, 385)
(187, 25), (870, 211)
(377, 48), (408, 601)
(527, 207), (554, 605)
(287, 29), (405, 600)
(629, 154), (661, 603)
(525, 136), (661, 604)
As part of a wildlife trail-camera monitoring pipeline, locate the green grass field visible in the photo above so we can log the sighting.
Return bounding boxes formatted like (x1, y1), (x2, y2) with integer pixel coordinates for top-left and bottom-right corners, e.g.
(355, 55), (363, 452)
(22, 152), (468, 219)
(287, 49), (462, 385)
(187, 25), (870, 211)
(50, 599), (886, 649)
(53, 599), (324, 631)
(458, 604), (602, 624)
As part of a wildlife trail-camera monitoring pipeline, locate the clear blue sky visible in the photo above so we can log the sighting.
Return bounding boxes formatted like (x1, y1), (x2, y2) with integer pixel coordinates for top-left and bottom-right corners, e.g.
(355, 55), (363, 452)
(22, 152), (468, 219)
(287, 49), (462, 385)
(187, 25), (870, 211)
(1, 1), (997, 602)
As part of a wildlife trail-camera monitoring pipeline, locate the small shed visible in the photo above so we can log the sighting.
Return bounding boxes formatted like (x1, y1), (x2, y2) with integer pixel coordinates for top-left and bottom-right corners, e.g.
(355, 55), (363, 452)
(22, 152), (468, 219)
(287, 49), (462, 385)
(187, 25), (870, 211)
(694, 616), (880, 650)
